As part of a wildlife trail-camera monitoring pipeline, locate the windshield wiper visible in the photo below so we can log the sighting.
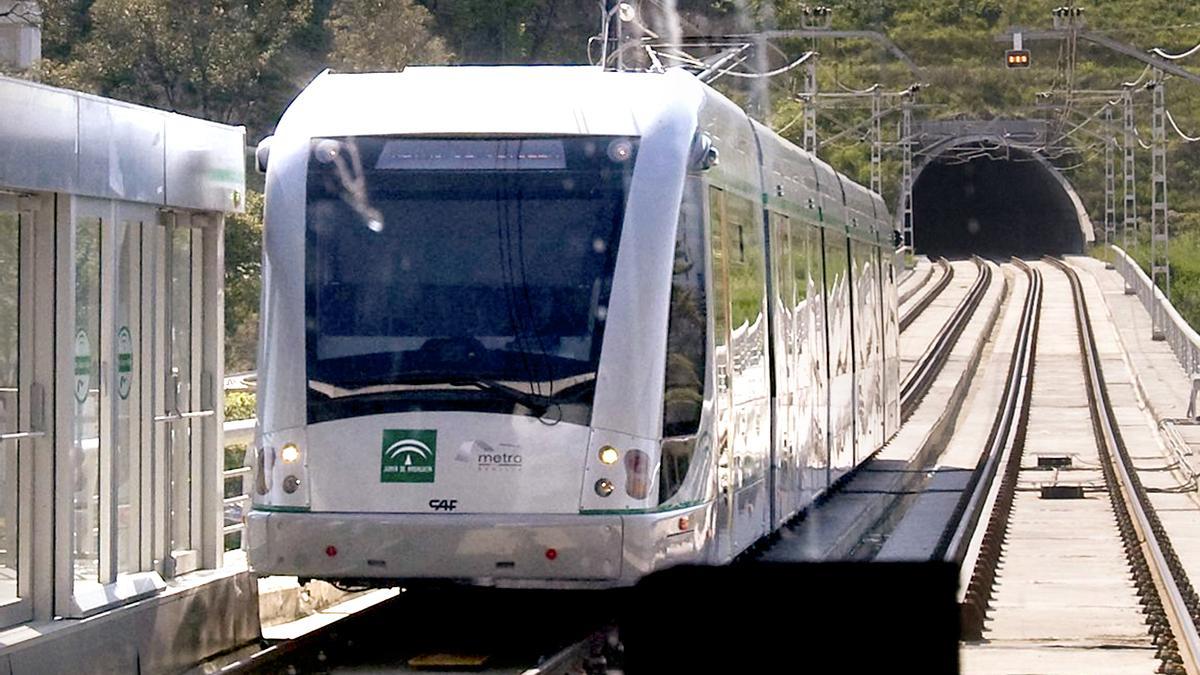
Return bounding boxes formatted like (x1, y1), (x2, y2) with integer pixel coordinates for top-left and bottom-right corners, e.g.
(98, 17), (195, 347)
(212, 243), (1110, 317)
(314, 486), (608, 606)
(309, 370), (596, 412)
(448, 377), (554, 414)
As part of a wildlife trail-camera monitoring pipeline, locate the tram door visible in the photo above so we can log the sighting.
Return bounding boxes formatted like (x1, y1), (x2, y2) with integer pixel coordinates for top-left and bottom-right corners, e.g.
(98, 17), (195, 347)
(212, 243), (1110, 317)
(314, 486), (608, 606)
(152, 212), (213, 577)
(0, 194), (48, 627)
(708, 187), (735, 558)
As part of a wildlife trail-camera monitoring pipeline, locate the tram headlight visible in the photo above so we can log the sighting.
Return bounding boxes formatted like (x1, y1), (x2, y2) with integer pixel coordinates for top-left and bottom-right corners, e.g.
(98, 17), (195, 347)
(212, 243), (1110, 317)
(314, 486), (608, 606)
(598, 446), (619, 465)
(281, 442), (301, 464)
(594, 478), (615, 497)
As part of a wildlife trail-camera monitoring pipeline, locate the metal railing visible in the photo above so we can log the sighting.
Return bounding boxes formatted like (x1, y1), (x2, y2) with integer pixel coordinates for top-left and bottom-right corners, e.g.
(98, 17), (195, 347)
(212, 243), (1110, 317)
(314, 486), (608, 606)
(1111, 245), (1200, 377)
(222, 417), (256, 550)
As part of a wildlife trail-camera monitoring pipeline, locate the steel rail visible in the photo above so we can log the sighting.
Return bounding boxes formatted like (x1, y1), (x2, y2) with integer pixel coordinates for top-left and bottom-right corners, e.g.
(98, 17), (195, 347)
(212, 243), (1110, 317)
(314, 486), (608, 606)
(896, 260), (934, 307)
(217, 592), (610, 675)
(945, 259), (1041, 640)
(899, 256), (990, 422)
(1049, 256), (1200, 675)
(218, 590), (403, 674)
(899, 257), (953, 332)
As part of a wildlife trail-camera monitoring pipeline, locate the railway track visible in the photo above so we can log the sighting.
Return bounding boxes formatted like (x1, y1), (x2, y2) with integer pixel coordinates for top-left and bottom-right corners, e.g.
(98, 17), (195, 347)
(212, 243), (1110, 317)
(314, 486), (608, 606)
(219, 588), (616, 674)
(948, 259), (1200, 674)
(900, 256), (953, 331)
(899, 255), (990, 422)
(897, 256), (935, 306)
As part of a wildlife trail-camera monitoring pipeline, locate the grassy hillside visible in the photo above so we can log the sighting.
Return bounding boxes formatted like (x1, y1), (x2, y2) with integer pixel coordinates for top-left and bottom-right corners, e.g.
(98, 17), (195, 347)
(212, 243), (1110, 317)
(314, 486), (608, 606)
(747, 1), (1200, 326)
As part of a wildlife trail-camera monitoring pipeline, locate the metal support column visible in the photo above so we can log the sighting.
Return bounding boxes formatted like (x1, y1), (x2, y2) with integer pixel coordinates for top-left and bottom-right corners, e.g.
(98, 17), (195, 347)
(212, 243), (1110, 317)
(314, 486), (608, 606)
(900, 94), (914, 252)
(871, 87), (882, 195)
(803, 59), (818, 154)
(751, 33), (770, 122)
(1150, 72), (1170, 341)
(1104, 104), (1116, 263)
(1122, 86), (1137, 294)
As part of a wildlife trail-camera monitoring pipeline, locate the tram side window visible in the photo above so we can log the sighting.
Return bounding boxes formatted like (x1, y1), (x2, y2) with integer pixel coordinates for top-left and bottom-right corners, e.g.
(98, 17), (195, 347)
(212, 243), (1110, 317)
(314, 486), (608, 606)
(771, 212), (794, 309)
(709, 187), (729, 396)
(663, 189), (707, 437)
(770, 211), (795, 368)
(824, 227), (850, 375)
(661, 185), (708, 503)
(725, 193), (763, 334)
(790, 217), (809, 305)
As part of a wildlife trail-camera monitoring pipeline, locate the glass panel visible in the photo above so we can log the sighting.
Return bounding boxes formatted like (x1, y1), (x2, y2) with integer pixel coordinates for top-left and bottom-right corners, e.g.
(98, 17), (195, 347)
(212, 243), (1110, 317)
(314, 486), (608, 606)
(708, 188), (729, 398)
(725, 194), (763, 332)
(824, 228), (852, 470)
(170, 225), (192, 553)
(0, 212), (19, 603)
(770, 212), (794, 375)
(116, 222), (138, 573)
(660, 184), (707, 504)
(73, 216), (102, 584)
(724, 192), (766, 484)
(304, 136), (636, 426)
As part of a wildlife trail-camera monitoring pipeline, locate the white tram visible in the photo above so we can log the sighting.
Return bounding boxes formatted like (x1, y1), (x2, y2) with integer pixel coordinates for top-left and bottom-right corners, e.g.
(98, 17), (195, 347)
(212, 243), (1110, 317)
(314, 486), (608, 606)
(245, 66), (900, 588)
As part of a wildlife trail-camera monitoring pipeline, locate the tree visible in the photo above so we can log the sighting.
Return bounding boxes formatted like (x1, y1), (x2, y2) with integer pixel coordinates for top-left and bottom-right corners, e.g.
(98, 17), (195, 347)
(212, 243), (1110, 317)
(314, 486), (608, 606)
(224, 191), (263, 373)
(43, 0), (313, 130)
(418, 0), (598, 64)
(37, 0), (89, 62)
(326, 0), (450, 71)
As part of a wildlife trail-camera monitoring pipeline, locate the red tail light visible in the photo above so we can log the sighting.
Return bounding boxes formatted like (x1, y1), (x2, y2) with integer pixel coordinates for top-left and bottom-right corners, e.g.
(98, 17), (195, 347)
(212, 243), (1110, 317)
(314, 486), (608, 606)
(624, 449), (650, 499)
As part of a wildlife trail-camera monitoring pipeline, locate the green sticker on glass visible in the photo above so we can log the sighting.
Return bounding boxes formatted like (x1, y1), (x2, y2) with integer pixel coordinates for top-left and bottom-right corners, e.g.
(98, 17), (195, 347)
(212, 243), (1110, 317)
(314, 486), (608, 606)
(117, 326), (133, 399)
(74, 330), (91, 403)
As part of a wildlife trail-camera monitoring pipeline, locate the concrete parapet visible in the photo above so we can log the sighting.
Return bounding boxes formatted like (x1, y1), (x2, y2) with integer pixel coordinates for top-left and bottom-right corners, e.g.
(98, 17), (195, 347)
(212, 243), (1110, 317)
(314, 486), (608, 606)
(0, 567), (259, 674)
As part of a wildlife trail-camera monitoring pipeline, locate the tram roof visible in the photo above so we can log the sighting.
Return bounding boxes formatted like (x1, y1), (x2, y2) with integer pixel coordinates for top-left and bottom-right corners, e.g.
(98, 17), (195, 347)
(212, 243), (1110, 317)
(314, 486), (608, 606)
(277, 66), (706, 140)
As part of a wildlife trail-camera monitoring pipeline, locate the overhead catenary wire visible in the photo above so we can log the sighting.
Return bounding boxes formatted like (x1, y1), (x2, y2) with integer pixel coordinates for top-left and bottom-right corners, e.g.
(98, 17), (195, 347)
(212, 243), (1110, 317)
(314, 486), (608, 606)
(1166, 109), (1200, 142)
(1123, 64), (1154, 89)
(1133, 126), (1154, 149)
(1151, 42), (1200, 61)
(707, 50), (817, 79)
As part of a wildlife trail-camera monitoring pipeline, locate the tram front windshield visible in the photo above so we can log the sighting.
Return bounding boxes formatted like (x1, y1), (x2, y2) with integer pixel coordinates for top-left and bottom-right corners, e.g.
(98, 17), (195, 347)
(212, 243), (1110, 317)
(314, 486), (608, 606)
(305, 136), (637, 425)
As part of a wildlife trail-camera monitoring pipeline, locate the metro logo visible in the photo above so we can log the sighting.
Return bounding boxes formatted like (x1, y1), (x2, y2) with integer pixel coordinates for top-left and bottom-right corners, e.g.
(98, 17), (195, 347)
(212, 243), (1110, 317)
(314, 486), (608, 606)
(381, 429), (437, 483)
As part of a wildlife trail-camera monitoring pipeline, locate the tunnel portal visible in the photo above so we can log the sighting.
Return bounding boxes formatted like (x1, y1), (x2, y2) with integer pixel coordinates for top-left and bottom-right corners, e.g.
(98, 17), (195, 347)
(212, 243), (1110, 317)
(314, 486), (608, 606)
(912, 142), (1088, 257)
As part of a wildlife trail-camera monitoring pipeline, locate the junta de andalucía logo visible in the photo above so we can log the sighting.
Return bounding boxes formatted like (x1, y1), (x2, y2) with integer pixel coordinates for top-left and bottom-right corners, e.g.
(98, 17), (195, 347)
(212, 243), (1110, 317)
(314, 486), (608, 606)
(381, 429), (437, 483)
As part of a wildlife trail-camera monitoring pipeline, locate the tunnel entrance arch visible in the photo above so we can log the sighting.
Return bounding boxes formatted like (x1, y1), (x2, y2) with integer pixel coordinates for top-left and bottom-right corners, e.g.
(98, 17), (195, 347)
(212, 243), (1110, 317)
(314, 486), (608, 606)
(911, 136), (1094, 257)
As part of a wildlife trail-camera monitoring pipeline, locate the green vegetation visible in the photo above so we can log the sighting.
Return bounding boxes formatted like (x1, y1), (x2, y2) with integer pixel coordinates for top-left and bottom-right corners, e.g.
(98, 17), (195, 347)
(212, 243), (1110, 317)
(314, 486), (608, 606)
(24, 1), (1200, 350)
(224, 193), (263, 372)
(224, 391), (256, 422)
(327, 0), (451, 71)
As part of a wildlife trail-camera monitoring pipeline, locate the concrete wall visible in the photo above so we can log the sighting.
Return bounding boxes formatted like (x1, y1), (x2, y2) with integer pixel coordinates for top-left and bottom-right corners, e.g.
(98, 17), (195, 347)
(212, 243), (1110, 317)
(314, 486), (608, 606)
(0, 569), (259, 674)
(0, 2), (40, 70)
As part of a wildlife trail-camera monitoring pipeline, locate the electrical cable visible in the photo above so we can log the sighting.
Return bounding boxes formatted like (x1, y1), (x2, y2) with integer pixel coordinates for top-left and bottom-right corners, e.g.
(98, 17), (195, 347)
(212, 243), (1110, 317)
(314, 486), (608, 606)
(1132, 126), (1154, 149)
(1151, 42), (1200, 61)
(1123, 64), (1153, 89)
(1166, 109), (1200, 142)
(707, 51), (816, 79)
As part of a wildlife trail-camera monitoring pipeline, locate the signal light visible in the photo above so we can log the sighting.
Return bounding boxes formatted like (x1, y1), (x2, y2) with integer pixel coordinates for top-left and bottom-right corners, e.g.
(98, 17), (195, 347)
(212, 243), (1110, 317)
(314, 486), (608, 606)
(1006, 50), (1031, 68)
